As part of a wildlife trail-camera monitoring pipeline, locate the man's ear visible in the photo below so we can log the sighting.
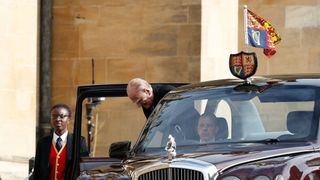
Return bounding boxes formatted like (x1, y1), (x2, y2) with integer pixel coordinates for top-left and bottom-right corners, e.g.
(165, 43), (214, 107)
(66, 118), (70, 125)
(145, 88), (152, 96)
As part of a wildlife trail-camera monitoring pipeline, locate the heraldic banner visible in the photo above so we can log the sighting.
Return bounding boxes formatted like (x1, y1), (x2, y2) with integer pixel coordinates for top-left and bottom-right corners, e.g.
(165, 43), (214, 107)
(246, 7), (281, 58)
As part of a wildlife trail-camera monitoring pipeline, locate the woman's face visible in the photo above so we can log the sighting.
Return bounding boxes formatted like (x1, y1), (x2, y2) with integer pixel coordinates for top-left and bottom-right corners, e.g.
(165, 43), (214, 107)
(197, 116), (219, 143)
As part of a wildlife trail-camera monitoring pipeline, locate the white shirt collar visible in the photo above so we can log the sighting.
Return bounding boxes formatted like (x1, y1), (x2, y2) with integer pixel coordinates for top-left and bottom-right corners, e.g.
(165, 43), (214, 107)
(53, 131), (68, 144)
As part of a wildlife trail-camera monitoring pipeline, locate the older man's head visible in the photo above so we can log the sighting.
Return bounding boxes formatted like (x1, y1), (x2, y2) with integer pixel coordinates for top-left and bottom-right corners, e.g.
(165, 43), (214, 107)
(127, 78), (154, 109)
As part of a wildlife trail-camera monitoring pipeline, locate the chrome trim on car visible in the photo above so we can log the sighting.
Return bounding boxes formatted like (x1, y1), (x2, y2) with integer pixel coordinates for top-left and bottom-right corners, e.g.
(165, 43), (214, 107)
(220, 149), (315, 172)
(132, 158), (218, 180)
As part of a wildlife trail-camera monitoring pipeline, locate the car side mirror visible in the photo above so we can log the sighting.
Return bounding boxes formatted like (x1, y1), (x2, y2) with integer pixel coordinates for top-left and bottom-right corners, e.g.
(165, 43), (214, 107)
(109, 140), (131, 159)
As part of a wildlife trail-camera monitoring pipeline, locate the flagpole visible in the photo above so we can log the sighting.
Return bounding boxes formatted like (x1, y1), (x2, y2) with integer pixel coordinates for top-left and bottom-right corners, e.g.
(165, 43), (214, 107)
(243, 5), (250, 84)
(244, 5), (249, 52)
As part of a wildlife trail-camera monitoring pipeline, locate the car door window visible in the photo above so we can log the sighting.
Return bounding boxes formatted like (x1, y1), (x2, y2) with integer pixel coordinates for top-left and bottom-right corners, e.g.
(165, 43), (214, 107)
(81, 96), (146, 157)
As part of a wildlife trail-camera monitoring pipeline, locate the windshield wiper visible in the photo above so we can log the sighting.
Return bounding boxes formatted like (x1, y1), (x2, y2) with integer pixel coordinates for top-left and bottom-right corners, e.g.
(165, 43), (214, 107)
(253, 138), (280, 144)
(261, 138), (280, 144)
(243, 138), (280, 144)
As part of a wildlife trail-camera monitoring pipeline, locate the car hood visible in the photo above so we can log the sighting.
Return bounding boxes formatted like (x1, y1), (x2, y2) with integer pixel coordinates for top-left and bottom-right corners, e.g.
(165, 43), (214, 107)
(80, 143), (316, 179)
(127, 143), (315, 172)
(193, 145), (314, 171)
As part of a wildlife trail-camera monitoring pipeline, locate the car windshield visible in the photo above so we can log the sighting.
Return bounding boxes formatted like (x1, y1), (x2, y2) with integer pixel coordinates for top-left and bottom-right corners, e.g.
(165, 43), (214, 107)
(135, 83), (319, 155)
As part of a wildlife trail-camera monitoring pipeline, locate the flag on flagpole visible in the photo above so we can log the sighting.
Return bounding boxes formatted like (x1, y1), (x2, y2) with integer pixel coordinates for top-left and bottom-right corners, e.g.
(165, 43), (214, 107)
(246, 9), (281, 58)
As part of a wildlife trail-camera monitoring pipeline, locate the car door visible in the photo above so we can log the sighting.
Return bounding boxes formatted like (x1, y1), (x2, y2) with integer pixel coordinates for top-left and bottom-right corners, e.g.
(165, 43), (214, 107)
(67, 83), (185, 180)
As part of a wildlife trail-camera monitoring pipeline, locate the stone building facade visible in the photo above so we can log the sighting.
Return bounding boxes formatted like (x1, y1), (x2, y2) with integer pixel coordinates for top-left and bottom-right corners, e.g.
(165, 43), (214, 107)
(51, 0), (201, 106)
(0, 0), (37, 179)
(0, 0), (320, 179)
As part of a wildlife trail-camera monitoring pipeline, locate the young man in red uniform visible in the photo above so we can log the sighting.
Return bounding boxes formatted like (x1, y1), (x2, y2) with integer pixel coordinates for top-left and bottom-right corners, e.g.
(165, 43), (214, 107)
(34, 104), (88, 180)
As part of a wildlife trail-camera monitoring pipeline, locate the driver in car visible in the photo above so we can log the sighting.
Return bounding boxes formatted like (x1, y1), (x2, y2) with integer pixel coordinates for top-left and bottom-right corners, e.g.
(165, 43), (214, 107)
(197, 114), (219, 143)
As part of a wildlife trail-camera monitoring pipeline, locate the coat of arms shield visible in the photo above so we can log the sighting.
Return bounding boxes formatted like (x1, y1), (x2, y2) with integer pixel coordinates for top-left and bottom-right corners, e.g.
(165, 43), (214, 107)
(229, 51), (258, 80)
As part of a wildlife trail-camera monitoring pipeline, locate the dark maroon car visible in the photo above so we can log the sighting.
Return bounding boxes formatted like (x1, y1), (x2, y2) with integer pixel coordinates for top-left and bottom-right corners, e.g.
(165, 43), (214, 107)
(67, 74), (320, 180)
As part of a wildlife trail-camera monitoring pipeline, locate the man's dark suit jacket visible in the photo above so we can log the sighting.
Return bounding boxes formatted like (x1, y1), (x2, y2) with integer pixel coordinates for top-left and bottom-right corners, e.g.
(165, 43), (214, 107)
(33, 133), (88, 180)
(143, 85), (175, 118)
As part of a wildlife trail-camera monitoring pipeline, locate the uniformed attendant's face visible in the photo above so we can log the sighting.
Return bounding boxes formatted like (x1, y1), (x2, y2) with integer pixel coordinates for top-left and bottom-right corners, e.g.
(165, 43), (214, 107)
(128, 87), (153, 109)
(51, 108), (70, 136)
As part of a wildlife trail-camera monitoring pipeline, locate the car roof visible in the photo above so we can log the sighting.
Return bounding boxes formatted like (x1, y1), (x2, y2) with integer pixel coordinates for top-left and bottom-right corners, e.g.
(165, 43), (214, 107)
(173, 73), (320, 92)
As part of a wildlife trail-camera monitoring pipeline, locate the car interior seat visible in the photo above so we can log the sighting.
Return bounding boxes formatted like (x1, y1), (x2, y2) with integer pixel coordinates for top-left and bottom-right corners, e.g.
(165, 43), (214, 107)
(215, 117), (229, 140)
(279, 111), (313, 140)
(287, 111), (313, 137)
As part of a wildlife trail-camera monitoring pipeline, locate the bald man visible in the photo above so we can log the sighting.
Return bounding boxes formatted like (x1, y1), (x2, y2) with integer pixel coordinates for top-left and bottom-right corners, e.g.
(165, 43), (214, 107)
(127, 78), (174, 118)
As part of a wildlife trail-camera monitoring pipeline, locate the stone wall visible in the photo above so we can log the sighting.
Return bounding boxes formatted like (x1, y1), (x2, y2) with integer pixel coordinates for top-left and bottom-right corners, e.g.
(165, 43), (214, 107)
(201, 0), (238, 81)
(0, 0), (319, 178)
(0, 0), (38, 179)
(51, 0), (201, 110)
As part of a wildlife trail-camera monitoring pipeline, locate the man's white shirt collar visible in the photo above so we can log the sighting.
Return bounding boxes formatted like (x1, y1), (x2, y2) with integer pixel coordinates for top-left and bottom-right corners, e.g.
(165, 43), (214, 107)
(53, 131), (68, 145)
